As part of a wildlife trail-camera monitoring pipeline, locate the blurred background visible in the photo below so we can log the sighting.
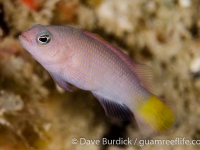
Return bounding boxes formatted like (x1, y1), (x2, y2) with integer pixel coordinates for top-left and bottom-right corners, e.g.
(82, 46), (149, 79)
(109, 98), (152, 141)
(0, 0), (200, 149)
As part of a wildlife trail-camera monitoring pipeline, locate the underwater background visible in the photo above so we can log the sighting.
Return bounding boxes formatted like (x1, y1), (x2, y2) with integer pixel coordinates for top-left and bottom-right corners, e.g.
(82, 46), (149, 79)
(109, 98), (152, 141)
(0, 0), (200, 149)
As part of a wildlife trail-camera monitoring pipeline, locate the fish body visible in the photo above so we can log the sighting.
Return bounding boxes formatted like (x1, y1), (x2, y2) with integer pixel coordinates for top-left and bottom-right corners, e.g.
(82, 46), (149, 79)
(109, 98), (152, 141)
(19, 24), (174, 135)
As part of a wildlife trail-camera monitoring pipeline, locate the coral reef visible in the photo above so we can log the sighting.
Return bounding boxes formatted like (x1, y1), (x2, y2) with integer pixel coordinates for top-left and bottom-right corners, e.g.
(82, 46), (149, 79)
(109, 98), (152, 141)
(0, 0), (200, 149)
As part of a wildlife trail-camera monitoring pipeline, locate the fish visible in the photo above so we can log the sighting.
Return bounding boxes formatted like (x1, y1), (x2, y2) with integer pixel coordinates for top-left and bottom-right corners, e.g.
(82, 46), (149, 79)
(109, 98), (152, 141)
(18, 24), (175, 135)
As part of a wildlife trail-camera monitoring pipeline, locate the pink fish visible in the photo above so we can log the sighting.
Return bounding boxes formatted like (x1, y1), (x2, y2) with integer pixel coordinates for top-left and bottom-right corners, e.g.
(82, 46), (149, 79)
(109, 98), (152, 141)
(19, 24), (174, 135)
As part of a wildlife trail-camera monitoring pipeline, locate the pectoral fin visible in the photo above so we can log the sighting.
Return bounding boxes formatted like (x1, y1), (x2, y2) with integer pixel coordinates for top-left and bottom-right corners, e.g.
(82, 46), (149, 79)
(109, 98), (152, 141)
(92, 92), (133, 121)
(49, 72), (73, 92)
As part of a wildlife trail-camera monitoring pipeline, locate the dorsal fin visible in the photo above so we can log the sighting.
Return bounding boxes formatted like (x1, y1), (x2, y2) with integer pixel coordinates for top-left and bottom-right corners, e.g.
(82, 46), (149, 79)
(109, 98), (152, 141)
(83, 31), (155, 94)
(132, 62), (156, 94)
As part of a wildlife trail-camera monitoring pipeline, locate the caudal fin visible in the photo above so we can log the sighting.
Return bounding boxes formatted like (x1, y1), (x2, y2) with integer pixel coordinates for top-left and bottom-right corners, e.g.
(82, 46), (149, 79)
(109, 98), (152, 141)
(134, 95), (175, 136)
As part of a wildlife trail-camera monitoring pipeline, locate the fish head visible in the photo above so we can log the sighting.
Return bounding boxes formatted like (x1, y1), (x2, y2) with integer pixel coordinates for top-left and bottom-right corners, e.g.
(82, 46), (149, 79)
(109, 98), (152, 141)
(18, 24), (74, 68)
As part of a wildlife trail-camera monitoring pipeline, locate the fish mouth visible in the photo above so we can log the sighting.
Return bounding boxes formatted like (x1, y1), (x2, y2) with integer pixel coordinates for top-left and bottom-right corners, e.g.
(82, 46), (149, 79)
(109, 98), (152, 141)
(18, 32), (27, 41)
(18, 32), (32, 46)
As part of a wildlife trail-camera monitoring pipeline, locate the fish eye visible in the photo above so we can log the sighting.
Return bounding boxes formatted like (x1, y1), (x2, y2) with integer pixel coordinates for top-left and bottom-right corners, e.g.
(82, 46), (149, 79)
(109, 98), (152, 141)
(36, 30), (52, 45)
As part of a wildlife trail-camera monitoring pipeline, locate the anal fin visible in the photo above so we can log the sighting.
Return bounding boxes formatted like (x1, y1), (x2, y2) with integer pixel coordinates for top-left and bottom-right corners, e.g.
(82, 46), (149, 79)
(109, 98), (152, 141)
(92, 92), (133, 121)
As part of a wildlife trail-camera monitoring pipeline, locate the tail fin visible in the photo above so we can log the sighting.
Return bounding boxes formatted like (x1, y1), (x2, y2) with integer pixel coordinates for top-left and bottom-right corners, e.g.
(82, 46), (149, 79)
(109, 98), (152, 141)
(134, 95), (175, 136)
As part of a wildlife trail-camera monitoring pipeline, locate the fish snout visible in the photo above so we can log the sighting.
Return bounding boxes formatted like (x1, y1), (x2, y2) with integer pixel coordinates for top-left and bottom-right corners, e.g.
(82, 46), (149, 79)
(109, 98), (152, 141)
(19, 31), (32, 46)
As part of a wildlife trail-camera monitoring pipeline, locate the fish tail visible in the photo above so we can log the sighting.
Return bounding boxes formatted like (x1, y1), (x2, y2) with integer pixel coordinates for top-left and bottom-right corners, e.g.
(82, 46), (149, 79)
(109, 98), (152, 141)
(134, 94), (175, 135)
